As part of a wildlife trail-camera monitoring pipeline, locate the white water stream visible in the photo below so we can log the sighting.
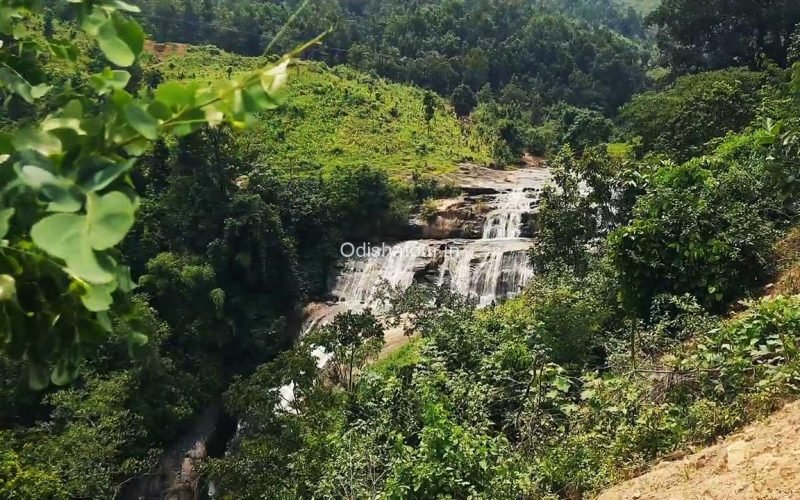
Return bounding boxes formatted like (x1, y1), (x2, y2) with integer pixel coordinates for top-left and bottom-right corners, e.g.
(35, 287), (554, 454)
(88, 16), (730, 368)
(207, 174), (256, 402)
(325, 183), (539, 313)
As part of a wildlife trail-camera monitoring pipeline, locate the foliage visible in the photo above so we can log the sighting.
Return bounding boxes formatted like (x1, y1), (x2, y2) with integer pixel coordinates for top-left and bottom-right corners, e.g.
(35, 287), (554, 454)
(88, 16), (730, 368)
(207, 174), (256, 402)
(0, 0), (310, 385)
(609, 159), (777, 313)
(549, 103), (616, 152)
(530, 146), (648, 274)
(4, 2), (800, 499)
(214, 273), (800, 498)
(540, 0), (646, 38)
(136, 0), (650, 115)
(419, 198), (439, 222)
(307, 310), (384, 392)
(0, 440), (68, 500)
(451, 83), (477, 117)
(538, 295), (800, 493)
(647, 0), (800, 71)
(619, 68), (764, 161)
(151, 49), (494, 175)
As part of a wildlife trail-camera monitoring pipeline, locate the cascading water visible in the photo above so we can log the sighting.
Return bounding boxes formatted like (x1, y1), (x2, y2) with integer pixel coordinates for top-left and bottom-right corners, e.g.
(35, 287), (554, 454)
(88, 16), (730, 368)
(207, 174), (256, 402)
(482, 188), (530, 239)
(439, 187), (534, 306)
(319, 184), (538, 314)
(332, 241), (432, 306)
(439, 239), (534, 307)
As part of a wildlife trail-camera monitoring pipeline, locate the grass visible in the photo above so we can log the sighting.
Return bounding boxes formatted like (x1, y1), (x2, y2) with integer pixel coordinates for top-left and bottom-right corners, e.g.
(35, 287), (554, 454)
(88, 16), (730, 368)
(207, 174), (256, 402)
(148, 45), (494, 178)
(619, 0), (661, 14)
(607, 142), (635, 159)
(370, 338), (422, 376)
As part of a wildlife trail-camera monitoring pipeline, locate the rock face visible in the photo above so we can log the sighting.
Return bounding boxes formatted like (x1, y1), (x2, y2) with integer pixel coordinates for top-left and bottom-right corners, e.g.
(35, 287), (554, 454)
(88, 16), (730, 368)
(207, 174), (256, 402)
(414, 195), (493, 239)
(410, 188), (542, 240)
(121, 404), (231, 500)
(598, 400), (800, 500)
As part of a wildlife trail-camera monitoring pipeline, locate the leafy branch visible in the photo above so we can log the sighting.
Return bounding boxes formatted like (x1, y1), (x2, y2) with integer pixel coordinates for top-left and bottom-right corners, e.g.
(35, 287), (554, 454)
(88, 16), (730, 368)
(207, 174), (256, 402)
(0, 0), (320, 387)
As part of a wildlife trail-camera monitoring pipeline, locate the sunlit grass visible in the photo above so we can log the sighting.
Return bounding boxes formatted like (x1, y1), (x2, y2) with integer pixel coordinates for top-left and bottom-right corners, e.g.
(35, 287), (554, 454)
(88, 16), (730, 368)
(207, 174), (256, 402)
(151, 46), (494, 179)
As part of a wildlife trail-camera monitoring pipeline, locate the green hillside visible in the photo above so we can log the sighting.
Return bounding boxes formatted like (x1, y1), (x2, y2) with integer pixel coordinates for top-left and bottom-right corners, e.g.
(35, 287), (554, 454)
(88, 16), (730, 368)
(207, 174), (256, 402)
(621, 0), (660, 13)
(149, 45), (494, 177)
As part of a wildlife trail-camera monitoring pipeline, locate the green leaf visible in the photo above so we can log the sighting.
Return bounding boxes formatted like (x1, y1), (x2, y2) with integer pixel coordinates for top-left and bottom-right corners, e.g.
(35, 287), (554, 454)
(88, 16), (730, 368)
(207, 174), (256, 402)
(172, 108), (206, 137)
(552, 375), (571, 393)
(86, 192), (136, 250)
(90, 68), (131, 95)
(122, 137), (150, 156)
(78, 158), (135, 192)
(0, 274), (16, 301)
(31, 84), (49, 99)
(116, 265), (136, 293)
(30, 213), (114, 284)
(11, 129), (61, 156)
(0, 207), (14, 239)
(41, 182), (83, 213)
(29, 363), (50, 390)
(154, 81), (196, 110)
(51, 357), (79, 386)
(148, 100), (173, 121)
(123, 104), (159, 140)
(113, 0), (141, 13)
(96, 311), (113, 333)
(0, 63), (50, 103)
(42, 117), (86, 135)
(96, 14), (144, 67)
(80, 10), (106, 36)
(80, 282), (117, 312)
(48, 40), (79, 62)
(127, 331), (149, 357)
(16, 164), (57, 188)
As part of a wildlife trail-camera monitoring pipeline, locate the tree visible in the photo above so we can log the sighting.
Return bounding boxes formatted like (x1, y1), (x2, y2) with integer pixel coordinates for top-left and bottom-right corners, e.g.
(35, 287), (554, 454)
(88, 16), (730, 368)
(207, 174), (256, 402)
(609, 160), (776, 313)
(423, 91), (437, 134)
(308, 311), (384, 392)
(619, 69), (763, 161)
(648, 0), (800, 71)
(450, 84), (477, 117)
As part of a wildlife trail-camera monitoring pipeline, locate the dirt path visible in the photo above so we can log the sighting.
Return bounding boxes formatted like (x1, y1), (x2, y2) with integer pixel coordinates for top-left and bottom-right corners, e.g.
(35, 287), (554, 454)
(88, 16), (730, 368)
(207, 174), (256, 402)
(598, 400), (800, 500)
(377, 325), (414, 360)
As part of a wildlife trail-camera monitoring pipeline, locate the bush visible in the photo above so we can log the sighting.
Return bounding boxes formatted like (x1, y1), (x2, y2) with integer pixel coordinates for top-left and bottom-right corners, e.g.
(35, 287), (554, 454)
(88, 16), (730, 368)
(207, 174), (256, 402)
(609, 159), (777, 313)
(420, 198), (439, 222)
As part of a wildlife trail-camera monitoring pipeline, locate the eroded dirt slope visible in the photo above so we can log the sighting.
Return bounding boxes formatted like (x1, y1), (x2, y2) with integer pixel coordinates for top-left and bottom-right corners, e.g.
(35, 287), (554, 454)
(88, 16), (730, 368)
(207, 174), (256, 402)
(598, 400), (800, 500)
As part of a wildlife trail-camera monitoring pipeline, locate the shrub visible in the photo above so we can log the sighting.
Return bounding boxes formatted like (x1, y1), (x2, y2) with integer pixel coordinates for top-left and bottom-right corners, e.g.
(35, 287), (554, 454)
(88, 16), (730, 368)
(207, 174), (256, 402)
(609, 160), (777, 313)
(420, 198), (440, 222)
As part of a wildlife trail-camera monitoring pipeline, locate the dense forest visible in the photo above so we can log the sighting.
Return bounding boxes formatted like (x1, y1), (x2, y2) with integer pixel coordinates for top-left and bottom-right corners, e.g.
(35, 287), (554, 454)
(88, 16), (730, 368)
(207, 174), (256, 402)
(2, 0), (800, 498)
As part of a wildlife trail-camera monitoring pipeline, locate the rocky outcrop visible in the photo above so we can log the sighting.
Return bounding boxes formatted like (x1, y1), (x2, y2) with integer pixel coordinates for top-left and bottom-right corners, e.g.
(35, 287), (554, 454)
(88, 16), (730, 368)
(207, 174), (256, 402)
(414, 195), (492, 239)
(598, 400), (800, 500)
(411, 189), (542, 240)
(120, 404), (234, 500)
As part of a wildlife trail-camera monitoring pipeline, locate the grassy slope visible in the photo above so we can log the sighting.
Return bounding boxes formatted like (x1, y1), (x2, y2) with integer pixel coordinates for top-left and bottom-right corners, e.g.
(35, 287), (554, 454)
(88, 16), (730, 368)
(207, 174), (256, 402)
(620, 0), (660, 14)
(149, 45), (494, 177)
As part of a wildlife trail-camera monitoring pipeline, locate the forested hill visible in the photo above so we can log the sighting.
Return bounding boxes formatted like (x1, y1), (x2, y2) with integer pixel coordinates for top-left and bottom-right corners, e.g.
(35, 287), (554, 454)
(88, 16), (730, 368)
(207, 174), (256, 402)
(4, 0), (800, 499)
(127, 0), (650, 103)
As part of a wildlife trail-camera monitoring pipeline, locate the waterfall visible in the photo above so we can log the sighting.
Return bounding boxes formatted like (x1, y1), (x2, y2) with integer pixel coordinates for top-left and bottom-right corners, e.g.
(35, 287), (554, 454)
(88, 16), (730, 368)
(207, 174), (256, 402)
(482, 188), (531, 239)
(439, 239), (533, 307)
(332, 241), (433, 306)
(322, 187), (536, 313)
(437, 187), (534, 306)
